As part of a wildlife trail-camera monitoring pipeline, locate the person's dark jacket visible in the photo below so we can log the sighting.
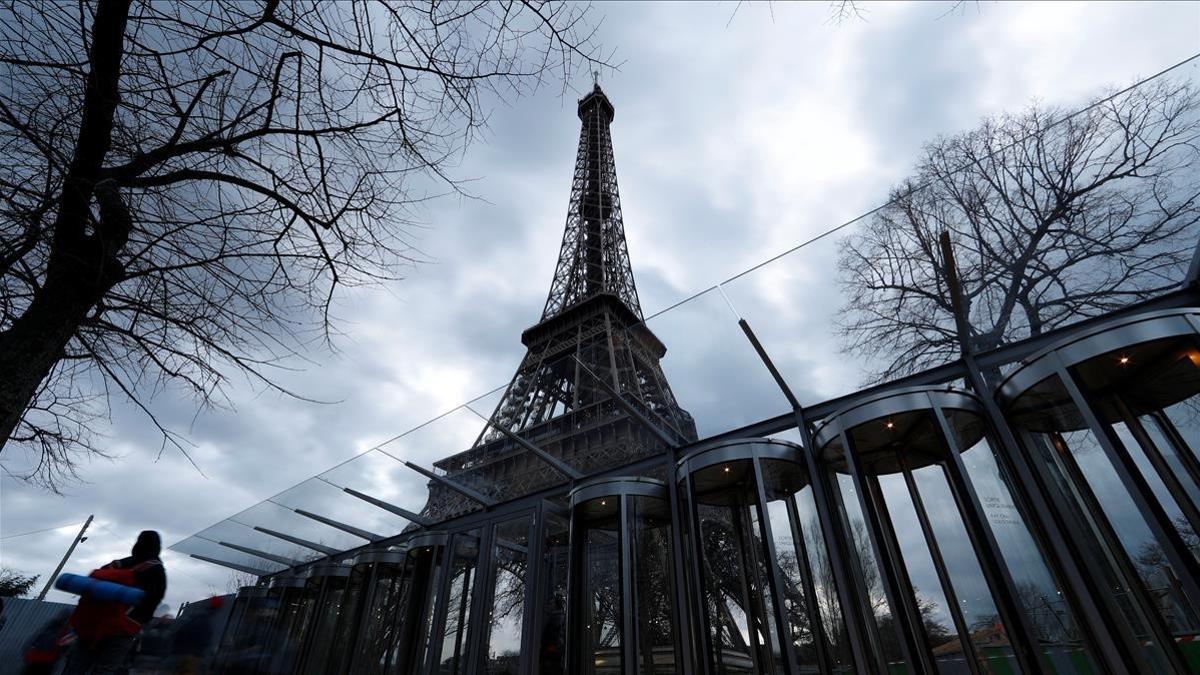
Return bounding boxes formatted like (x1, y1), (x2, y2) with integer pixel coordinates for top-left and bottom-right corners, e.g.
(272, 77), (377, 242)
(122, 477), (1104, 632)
(103, 530), (167, 625)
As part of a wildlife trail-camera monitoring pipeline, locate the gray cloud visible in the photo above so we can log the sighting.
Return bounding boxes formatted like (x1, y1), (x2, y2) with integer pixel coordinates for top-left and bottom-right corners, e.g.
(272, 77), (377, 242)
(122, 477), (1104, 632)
(3, 1), (1197, 609)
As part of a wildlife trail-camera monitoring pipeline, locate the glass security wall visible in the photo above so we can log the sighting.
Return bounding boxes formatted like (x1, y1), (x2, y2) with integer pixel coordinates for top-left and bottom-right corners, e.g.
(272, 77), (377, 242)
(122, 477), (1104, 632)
(1001, 308), (1200, 673)
(482, 517), (534, 674)
(815, 387), (1098, 675)
(294, 563), (353, 674)
(392, 533), (448, 675)
(537, 511), (570, 675)
(260, 575), (316, 675)
(345, 548), (410, 675)
(212, 585), (268, 674)
(569, 476), (678, 675)
(677, 438), (845, 675)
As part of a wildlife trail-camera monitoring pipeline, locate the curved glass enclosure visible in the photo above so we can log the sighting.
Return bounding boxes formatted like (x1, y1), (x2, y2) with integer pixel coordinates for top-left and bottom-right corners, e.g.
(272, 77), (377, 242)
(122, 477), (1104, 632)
(213, 585), (269, 674)
(676, 438), (847, 675)
(260, 574), (315, 675)
(1000, 308), (1200, 672)
(392, 533), (448, 675)
(815, 386), (1098, 675)
(294, 563), (352, 675)
(344, 547), (409, 675)
(568, 476), (678, 675)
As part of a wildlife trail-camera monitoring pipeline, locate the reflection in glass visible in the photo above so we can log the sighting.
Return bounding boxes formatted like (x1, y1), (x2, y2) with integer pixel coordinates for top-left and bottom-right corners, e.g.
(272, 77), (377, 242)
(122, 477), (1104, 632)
(575, 500), (622, 674)
(538, 514), (569, 675)
(1046, 430), (1199, 630)
(350, 556), (410, 675)
(485, 518), (531, 675)
(960, 439), (1094, 673)
(792, 482), (855, 673)
(874, 470), (961, 668)
(263, 582), (318, 675)
(834, 472), (906, 671)
(439, 531), (481, 675)
(299, 573), (349, 674)
(689, 459), (781, 674)
(630, 495), (675, 674)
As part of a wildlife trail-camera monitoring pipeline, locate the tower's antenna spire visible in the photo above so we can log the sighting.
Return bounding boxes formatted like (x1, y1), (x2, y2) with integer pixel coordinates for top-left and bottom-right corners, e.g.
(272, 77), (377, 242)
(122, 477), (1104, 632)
(592, 69), (599, 87)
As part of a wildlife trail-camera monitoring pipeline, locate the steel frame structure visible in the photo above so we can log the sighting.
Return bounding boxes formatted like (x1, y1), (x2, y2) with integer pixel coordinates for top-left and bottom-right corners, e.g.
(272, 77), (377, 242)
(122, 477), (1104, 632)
(203, 84), (1200, 675)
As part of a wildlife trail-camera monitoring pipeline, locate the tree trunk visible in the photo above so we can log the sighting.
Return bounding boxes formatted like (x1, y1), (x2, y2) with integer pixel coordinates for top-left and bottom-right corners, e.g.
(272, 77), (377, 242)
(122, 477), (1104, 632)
(0, 0), (131, 451)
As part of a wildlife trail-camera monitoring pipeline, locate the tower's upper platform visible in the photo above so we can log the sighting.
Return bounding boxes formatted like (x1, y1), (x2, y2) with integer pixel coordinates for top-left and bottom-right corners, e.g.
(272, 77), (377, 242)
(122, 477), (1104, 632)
(578, 83), (615, 122)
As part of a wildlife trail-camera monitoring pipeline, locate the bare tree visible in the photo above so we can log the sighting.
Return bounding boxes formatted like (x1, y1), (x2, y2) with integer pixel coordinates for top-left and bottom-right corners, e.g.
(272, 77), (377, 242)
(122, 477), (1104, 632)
(836, 79), (1200, 382)
(0, 0), (605, 487)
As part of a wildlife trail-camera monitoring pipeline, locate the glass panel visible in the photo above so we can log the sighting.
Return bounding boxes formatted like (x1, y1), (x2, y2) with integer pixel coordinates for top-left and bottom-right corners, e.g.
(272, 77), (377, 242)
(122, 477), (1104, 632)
(1112, 420), (1200, 561)
(874, 471), (960, 670)
(327, 567), (368, 673)
(410, 547), (446, 675)
(300, 575), (348, 674)
(438, 531), (482, 675)
(1163, 399), (1200, 465)
(352, 561), (409, 675)
(577, 498), (622, 674)
(264, 584), (319, 675)
(537, 513), (569, 675)
(485, 518), (532, 675)
(793, 481), (855, 673)
(690, 459), (780, 674)
(910, 463), (1017, 673)
(630, 495), (675, 674)
(761, 459), (819, 671)
(960, 438), (1096, 674)
(834, 472), (908, 672)
(1051, 429), (1200, 632)
(1143, 413), (1200, 516)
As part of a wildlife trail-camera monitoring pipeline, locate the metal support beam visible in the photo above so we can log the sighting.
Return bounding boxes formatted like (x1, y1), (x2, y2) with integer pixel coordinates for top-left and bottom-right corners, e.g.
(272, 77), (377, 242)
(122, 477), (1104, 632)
(218, 541), (303, 568)
(738, 318), (801, 410)
(294, 508), (382, 542)
(466, 406), (584, 480)
(190, 554), (272, 577)
(571, 355), (680, 447)
(403, 461), (497, 507)
(342, 487), (435, 527)
(252, 526), (340, 556)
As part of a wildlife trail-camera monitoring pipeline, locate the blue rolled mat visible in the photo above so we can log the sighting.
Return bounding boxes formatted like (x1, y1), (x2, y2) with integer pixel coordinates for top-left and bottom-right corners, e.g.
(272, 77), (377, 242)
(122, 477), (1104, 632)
(55, 573), (145, 605)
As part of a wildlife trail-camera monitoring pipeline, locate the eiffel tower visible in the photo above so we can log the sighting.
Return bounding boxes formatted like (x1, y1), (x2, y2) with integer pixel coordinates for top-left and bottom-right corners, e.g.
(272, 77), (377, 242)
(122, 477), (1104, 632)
(421, 83), (697, 520)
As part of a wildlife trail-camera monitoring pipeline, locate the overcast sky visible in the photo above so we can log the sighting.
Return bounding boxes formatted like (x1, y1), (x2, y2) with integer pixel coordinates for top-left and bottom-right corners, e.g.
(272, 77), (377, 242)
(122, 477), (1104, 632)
(2, 1), (1198, 611)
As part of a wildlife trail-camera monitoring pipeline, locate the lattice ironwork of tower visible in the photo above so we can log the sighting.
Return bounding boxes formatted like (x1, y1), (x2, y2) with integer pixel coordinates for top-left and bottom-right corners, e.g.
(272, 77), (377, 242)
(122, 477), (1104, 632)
(420, 84), (697, 520)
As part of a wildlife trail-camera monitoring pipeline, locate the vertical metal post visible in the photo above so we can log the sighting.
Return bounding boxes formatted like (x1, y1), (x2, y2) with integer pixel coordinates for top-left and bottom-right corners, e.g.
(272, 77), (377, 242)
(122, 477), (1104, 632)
(800, 426), (881, 673)
(929, 400), (1047, 675)
(464, 525), (495, 675)
(752, 456), (803, 675)
(1116, 399), (1200, 542)
(940, 231), (1151, 673)
(520, 511), (542, 675)
(566, 506), (583, 675)
(1042, 428), (1191, 673)
(1149, 408), (1200, 509)
(619, 494), (637, 675)
(899, 457), (984, 675)
(784, 495), (833, 674)
(839, 428), (933, 674)
(665, 457), (699, 675)
(682, 471), (717, 675)
(425, 535), (455, 675)
(1054, 357), (1200, 611)
(37, 514), (93, 600)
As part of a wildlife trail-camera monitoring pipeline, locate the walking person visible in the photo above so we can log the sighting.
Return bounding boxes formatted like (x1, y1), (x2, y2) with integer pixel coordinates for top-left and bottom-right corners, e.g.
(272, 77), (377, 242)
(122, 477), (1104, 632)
(62, 530), (168, 674)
